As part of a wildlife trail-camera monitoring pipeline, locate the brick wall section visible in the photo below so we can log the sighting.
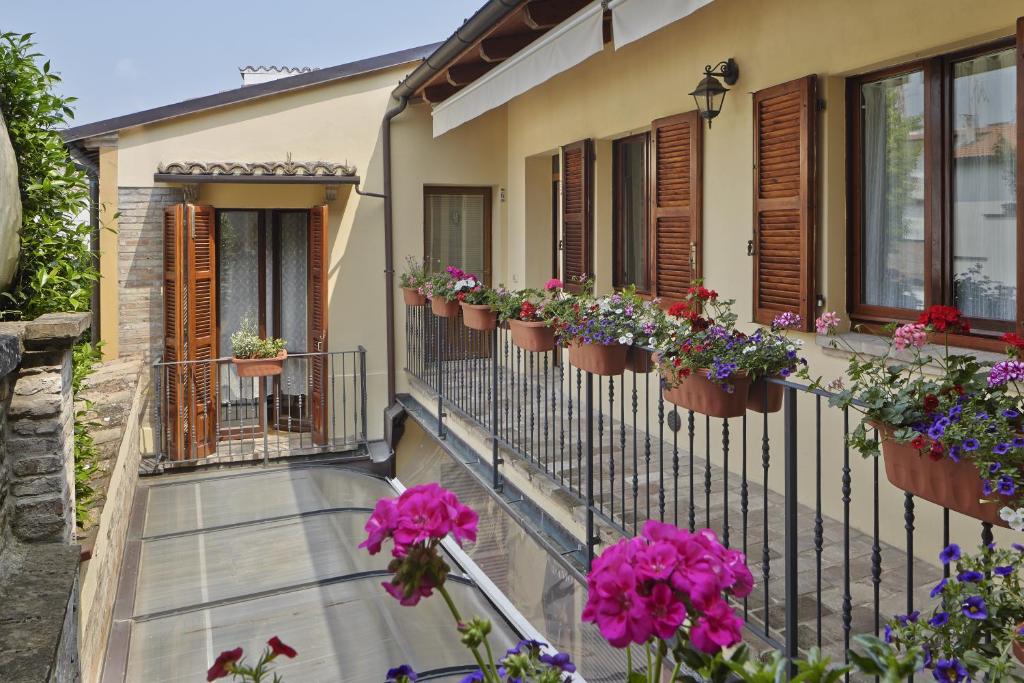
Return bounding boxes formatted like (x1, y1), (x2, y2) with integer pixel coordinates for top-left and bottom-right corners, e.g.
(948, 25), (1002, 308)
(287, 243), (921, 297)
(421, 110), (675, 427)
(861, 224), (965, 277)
(117, 186), (183, 360)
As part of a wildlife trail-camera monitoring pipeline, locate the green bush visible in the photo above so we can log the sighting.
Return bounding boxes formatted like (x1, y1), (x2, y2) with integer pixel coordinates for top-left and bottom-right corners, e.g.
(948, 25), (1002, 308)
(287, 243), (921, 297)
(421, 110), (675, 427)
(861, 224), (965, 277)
(230, 317), (286, 359)
(0, 31), (97, 319)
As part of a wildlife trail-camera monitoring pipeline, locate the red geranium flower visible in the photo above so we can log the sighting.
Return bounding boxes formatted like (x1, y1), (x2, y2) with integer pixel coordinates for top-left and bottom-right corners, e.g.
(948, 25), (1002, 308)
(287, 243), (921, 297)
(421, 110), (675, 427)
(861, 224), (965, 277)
(268, 636), (297, 659)
(207, 648), (243, 681)
(668, 302), (688, 318)
(519, 301), (536, 320)
(922, 394), (939, 413)
(917, 305), (969, 334)
(928, 441), (945, 461)
(909, 434), (926, 450)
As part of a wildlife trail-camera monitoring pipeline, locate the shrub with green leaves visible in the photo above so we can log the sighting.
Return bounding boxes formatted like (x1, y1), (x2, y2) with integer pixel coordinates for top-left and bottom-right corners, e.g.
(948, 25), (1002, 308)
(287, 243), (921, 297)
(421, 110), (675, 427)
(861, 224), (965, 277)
(0, 31), (97, 319)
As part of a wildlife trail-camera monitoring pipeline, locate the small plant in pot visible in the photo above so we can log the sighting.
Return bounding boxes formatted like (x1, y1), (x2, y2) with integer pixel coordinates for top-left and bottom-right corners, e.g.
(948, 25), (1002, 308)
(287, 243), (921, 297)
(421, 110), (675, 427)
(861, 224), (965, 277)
(231, 317), (287, 378)
(742, 311), (808, 413)
(495, 279), (564, 353)
(424, 265), (478, 318)
(884, 541), (1024, 679)
(819, 305), (1024, 526)
(554, 283), (642, 376)
(655, 284), (754, 418)
(398, 255), (428, 306)
(455, 275), (498, 331)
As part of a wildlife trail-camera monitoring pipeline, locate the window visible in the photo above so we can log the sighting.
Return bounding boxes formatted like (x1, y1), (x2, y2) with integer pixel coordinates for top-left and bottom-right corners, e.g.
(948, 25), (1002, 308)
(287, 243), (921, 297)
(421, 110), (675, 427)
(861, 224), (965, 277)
(613, 133), (649, 291)
(849, 39), (1019, 336)
(423, 186), (492, 284)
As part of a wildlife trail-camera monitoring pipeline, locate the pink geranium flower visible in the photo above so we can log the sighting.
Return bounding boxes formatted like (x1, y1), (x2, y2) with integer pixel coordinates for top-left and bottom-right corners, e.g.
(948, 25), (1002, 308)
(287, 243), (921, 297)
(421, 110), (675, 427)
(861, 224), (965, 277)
(690, 599), (744, 654)
(893, 323), (927, 351)
(815, 311), (840, 335)
(545, 278), (563, 291)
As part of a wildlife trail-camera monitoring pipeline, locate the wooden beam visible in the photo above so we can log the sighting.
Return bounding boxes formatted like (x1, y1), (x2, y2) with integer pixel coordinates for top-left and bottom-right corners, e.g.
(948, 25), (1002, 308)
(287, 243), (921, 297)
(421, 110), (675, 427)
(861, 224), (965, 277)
(523, 0), (591, 30)
(479, 32), (541, 63)
(423, 81), (463, 104)
(446, 62), (496, 87)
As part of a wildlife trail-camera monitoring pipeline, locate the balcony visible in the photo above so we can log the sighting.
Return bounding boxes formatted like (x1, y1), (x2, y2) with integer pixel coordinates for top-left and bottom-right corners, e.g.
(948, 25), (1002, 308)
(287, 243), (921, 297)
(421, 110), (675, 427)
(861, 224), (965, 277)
(401, 304), (1004, 666)
(151, 349), (368, 467)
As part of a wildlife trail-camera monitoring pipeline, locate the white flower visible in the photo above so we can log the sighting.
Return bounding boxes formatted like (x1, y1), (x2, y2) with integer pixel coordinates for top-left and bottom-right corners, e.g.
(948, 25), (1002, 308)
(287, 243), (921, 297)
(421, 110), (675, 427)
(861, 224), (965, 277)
(1000, 506), (1024, 531)
(742, 346), (756, 354)
(618, 333), (634, 345)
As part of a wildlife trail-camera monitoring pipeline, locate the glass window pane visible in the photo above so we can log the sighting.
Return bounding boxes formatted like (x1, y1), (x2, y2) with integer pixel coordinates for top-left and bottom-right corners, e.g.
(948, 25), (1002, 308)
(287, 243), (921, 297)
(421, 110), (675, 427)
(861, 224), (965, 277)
(952, 48), (1017, 321)
(425, 191), (487, 281)
(618, 138), (648, 290)
(860, 71), (926, 310)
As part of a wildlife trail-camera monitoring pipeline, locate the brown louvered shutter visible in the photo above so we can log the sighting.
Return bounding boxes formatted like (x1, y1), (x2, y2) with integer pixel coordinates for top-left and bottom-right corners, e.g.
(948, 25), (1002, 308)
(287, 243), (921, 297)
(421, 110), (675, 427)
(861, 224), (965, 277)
(752, 75), (817, 330)
(651, 111), (702, 303)
(186, 204), (218, 457)
(561, 139), (593, 292)
(163, 205), (186, 460)
(308, 205), (329, 445)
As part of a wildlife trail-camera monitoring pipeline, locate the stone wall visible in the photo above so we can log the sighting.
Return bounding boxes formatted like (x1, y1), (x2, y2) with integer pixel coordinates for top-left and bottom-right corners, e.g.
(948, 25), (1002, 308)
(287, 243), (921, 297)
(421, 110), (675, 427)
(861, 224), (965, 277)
(117, 186), (183, 360)
(0, 334), (21, 559)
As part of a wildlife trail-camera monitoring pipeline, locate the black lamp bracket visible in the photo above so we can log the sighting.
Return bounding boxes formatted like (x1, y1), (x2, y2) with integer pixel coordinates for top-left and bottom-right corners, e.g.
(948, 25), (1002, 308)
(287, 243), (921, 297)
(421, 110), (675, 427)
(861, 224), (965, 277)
(704, 58), (739, 86)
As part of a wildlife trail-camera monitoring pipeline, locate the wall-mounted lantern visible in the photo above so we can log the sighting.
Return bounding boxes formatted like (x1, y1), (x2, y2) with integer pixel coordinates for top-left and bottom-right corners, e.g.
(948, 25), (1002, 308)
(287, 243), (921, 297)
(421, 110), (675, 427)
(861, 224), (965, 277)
(689, 58), (739, 128)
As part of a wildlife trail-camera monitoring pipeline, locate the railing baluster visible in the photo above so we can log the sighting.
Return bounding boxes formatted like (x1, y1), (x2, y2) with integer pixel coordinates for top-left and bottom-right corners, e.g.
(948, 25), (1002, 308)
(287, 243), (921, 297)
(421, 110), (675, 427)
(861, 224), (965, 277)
(723, 418), (730, 548)
(783, 386), (799, 669)
(631, 371), (639, 535)
(657, 390), (665, 521)
(672, 411), (679, 527)
(814, 395), (824, 648)
(704, 414), (711, 529)
(842, 406), (852, 673)
(742, 412), (749, 618)
(762, 404), (771, 638)
(688, 410), (695, 533)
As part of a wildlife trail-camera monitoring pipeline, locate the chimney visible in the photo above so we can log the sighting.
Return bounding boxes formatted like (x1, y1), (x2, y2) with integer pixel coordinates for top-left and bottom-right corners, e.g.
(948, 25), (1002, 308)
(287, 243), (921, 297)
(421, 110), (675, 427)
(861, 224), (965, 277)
(239, 66), (317, 87)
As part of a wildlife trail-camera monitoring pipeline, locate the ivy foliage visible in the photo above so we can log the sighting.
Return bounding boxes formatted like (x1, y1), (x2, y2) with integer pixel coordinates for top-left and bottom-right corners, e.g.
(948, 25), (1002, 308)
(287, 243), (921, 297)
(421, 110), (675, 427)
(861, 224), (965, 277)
(0, 31), (97, 319)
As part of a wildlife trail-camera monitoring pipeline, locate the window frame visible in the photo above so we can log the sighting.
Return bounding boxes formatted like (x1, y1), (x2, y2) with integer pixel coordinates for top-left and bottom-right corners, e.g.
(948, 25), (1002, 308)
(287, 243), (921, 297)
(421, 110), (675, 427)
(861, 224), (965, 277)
(612, 132), (651, 293)
(422, 185), (493, 285)
(847, 37), (1019, 345)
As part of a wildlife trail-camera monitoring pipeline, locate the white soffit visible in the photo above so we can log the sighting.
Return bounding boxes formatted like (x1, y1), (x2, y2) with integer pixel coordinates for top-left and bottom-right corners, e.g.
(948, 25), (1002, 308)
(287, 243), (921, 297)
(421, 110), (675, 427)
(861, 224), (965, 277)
(431, 0), (604, 138)
(609, 0), (714, 50)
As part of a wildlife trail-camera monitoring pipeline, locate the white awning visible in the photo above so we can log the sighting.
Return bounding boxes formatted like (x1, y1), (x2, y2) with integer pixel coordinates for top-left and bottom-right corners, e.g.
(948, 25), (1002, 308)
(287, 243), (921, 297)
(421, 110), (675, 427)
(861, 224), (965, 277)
(609, 0), (713, 49)
(431, 0), (604, 137)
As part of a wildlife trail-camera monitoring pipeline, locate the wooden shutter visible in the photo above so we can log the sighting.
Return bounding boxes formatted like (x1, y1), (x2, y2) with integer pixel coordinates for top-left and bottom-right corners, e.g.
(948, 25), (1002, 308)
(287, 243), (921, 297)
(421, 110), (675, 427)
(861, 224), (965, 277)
(650, 111), (702, 302)
(752, 75), (817, 330)
(163, 205), (186, 460)
(186, 204), (218, 457)
(308, 205), (329, 446)
(561, 139), (593, 292)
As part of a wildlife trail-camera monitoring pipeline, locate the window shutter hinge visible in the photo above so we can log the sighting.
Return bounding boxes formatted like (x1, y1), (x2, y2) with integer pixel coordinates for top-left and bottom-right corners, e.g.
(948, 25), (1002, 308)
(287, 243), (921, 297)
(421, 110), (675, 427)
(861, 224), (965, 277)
(816, 294), (826, 309)
(746, 239), (754, 257)
(816, 98), (826, 112)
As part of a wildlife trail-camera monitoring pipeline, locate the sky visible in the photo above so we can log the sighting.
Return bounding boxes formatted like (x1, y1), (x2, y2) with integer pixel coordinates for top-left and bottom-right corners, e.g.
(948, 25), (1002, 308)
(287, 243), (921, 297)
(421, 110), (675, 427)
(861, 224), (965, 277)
(3, 0), (484, 127)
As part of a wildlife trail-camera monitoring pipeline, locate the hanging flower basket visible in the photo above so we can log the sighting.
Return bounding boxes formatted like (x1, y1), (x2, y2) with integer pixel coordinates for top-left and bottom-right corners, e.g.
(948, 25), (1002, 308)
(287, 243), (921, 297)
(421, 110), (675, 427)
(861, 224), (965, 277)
(626, 346), (654, 374)
(568, 341), (628, 376)
(233, 350), (287, 378)
(746, 377), (784, 414)
(508, 319), (555, 353)
(875, 424), (1011, 527)
(460, 302), (497, 331)
(662, 369), (752, 419)
(402, 287), (426, 306)
(431, 297), (460, 318)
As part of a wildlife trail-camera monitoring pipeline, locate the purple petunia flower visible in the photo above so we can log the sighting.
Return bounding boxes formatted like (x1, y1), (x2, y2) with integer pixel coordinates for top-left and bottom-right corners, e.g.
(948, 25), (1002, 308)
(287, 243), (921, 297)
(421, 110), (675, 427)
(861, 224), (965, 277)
(994, 565), (1013, 577)
(948, 446), (961, 463)
(930, 578), (948, 598)
(538, 652), (576, 673)
(983, 480), (995, 496)
(933, 659), (968, 683)
(1013, 436), (1024, 449)
(990, 462), (1003, 473)
(998, 476), (1017, 496)
(957, 570), (983, 583)
(928, 612), (949, 627)
(459, 670), (483, 683)
(387, 665), (418, 682)
(939, 544), (961, 565)
(962, 596), (987, 620)
(989, 360), (1024, 388)
(962, 438), (980, 452)
(994, 443), (1010, 455)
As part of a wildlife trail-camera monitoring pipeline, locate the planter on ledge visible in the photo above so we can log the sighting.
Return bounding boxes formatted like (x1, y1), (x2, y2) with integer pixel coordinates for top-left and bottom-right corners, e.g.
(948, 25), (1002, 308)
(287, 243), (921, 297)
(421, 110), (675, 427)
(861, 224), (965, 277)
(875, 424), (1011, 527)
(626, 346), (654, 374)
(431, 297), (460, 318)
(508, 319), (555, 353)
(461, 302), (497, 331)
(746, 377), (784, 413)
(233, 349), (287, 378)
(402, 287), (426, 306)
(662, 369), (752, 419)
(568, 341), (628, 376)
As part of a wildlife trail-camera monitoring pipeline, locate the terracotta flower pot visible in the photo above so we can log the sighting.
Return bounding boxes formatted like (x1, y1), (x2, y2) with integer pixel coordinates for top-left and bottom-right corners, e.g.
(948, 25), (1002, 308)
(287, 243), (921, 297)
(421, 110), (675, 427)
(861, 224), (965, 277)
(662, 369), (752, 419)
(875, 424), (1011, 527)
(508, 319), (555, 353)
(460, 302), (497, 331)
(431, 297), (460, 318)
(233, 349), (287, 378)
(568, 341), (628, 376)
(402, 287), (426, 306)
(747, 377), (784, 413)
(1013, 623), (1024, 664)
(626, 346), (654, 374)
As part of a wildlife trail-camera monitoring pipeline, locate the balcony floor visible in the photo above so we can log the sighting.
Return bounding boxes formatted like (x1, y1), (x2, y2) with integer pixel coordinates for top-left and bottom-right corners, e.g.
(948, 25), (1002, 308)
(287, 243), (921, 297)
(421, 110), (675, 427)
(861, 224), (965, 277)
(102, 464), (521, 682)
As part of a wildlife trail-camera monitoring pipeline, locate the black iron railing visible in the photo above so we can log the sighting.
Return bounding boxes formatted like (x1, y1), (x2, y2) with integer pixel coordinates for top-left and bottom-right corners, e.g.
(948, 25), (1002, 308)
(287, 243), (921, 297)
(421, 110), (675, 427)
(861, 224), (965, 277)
(153, 349), (367, 466)
(404, 304), (1005, 666)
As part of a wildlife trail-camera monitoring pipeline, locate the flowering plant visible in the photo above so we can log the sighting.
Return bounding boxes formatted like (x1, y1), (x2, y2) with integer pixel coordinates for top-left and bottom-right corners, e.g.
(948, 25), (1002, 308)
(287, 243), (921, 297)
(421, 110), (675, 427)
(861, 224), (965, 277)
(362, 484), (577, 683)
(818, 306), (1024, 509)
(207, 636), (297, 682)
(581, 520), (752, 680)
(399, 255), (429, 290)
(885, 542), (1024, 682)
(738, 311), (808, 381)
(493, 279), (566, 324)
(554, 286), (650, 347)
(423, 266), (486, 303)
